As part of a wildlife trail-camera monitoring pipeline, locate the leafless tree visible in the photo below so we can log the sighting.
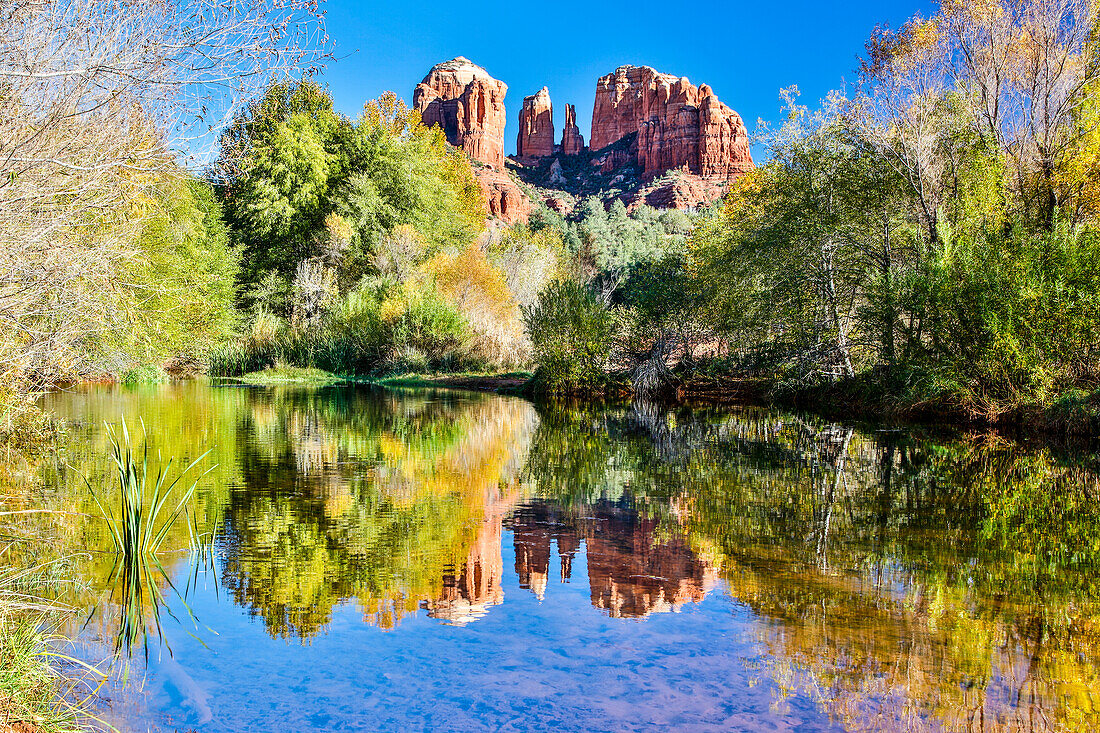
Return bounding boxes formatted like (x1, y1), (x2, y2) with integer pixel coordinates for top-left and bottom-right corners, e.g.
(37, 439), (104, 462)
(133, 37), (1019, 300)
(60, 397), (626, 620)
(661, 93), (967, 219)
(0, 0), (329, 388)
(858, 0), (1100, 233)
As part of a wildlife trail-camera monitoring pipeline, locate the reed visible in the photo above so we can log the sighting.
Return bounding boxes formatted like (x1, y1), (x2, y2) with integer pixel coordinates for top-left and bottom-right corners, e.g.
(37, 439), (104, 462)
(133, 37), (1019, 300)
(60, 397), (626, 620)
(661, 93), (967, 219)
(92, 419), (211, 560)
(88, 419), (215, 659)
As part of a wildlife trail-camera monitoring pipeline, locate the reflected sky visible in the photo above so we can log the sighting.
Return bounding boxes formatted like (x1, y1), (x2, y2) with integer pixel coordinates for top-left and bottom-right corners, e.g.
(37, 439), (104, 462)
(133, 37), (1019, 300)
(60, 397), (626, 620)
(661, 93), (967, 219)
(10, 382), (1100, 732)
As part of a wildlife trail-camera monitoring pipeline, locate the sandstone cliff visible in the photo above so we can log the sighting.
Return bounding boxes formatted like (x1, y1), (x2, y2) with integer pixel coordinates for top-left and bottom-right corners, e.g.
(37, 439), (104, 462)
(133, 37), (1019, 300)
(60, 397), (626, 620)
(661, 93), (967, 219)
(413, 57), (508, 169)
(591, 65), (752, 179)
(516, 86), (555, 160)
(413, 57), (530, 223)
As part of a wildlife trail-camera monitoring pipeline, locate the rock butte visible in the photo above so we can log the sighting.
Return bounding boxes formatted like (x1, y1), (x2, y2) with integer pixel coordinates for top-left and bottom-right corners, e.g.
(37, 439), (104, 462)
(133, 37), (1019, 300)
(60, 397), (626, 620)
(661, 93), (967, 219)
(413, 57), (531, 224)
(516, 86), (555, 160)
(591, 65), (753, 178)
(412, 58), (754, 220)
(413, 57), (508, 169)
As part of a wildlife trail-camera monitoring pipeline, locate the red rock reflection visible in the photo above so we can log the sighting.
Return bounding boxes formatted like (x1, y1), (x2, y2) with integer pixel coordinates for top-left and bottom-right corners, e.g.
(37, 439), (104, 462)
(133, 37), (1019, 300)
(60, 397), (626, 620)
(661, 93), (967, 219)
(422, 487), (520, 625)
(509, 501), (718, 618)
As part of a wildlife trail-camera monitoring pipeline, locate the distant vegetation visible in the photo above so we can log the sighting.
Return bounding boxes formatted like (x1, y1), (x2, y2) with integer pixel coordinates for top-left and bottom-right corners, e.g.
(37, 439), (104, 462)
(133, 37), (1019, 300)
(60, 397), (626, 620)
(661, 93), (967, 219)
(208, 80), (704, 381)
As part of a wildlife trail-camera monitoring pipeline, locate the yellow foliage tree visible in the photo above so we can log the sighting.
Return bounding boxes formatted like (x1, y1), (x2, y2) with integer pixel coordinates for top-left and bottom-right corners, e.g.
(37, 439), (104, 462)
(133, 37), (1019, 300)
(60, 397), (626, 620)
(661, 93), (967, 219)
(426, 245), (527, 367)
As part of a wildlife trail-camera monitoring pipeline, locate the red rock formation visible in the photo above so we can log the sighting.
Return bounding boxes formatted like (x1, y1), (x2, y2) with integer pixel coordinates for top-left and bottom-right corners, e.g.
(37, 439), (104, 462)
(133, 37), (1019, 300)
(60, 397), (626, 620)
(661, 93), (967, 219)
(544, 195), (572, 214)
(591, 65), (665, 151)
(561, 103), (585, 156)
(698, 85), (754, 177)
(413, 57), (508, 169)
(474, 168), (531, 225)
(590, 65), (753, 179)
(516, 86), (555, 160)
(641, 173), (727, 210)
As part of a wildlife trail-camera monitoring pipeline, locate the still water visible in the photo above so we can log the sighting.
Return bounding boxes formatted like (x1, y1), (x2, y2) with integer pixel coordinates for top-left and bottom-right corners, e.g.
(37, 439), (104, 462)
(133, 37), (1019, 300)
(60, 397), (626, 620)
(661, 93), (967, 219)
(11, 382), (1100, 731)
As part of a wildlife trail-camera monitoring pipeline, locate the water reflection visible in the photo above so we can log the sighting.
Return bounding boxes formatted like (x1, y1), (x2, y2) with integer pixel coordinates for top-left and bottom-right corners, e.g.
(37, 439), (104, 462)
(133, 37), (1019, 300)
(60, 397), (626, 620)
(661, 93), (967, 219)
(509, 499), (718, 618)
(215, 387), (537, 637)
(15, 384), (1100, 731)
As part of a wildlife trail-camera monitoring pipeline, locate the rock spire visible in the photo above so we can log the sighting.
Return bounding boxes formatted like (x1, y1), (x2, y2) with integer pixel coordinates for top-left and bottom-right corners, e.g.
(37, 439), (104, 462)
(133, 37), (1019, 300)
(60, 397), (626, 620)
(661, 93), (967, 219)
(516, 86), (555, 159)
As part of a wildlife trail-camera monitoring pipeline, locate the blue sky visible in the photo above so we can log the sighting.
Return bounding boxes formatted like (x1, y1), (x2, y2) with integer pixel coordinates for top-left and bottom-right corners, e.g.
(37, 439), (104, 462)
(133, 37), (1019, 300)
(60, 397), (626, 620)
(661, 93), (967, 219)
(316, 0), (935, 158)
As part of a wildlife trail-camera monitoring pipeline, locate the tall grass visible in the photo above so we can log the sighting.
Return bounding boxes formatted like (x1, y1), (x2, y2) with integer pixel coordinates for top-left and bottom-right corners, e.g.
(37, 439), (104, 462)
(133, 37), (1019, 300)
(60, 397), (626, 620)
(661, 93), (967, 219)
(0, 547), (102, 732)
(93, 420), (210, 559)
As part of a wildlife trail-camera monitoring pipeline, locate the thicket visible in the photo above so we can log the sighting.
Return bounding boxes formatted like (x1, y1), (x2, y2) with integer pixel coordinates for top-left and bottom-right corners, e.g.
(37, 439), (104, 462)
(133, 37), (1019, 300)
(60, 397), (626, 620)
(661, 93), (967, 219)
(212, 84), (567, 378)
(519, 199), (702, 393)
(1, 0), (328, 443)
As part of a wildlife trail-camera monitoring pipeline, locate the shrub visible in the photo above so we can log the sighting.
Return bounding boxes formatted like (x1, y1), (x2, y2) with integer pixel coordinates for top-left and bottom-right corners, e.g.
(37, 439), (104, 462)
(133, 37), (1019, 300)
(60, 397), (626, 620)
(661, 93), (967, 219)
(522, 280), (614, 394)
(390, 283), (471, 365)
(918, 221), (1100, 413)
(120, 366), (170, 384)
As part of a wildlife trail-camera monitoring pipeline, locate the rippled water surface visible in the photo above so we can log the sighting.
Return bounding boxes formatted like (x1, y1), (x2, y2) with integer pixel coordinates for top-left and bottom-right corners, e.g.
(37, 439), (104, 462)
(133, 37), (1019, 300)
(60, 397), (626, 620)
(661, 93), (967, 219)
(10, 382), (1100, 731)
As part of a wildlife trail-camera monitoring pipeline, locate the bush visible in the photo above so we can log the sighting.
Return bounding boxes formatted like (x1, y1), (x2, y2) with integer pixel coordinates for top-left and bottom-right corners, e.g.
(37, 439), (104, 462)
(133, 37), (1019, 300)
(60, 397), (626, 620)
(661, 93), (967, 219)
(120, 365), (170, 384)
(918, 221), (1100, 413)
(385, 281), (471, 365)
(522, 280), (614, 394)
(210, 275), (477, 378)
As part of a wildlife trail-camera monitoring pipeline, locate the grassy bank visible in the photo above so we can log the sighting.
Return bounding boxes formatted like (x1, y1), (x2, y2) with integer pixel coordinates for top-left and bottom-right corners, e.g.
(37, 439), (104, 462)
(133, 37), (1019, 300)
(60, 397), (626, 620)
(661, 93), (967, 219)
(374, 372), (532, 394)
(228, 361), (1097, 436)
(758, 374), (1100, 437)
(218, 366), (351, 385)
(217, 366), (535, 395)
(0, 542), (95, 733)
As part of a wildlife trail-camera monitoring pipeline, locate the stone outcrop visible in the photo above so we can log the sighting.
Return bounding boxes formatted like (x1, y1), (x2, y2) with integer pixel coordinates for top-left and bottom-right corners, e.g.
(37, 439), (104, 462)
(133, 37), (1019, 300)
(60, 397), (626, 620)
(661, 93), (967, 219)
(548, 158), (566, 185)
(516, 86), (555, 160)
(561, 103), (585, 156)
(474, 168), (531, 225)
(590, 65), (752, 179)
(544, 195), (572, 214)
(413, 57), (508, 169)
(635, 173), (728, 210)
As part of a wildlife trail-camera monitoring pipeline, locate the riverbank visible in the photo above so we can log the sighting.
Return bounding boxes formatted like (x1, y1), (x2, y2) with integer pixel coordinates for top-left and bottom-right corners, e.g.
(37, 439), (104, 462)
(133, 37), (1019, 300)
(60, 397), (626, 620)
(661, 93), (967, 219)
(219, 367), (534, 394)
(0, 509), (93, 733)
(374, 372), (532, 393)
(218, 366), (1099, 436)
(765, 375), (1100, 438)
